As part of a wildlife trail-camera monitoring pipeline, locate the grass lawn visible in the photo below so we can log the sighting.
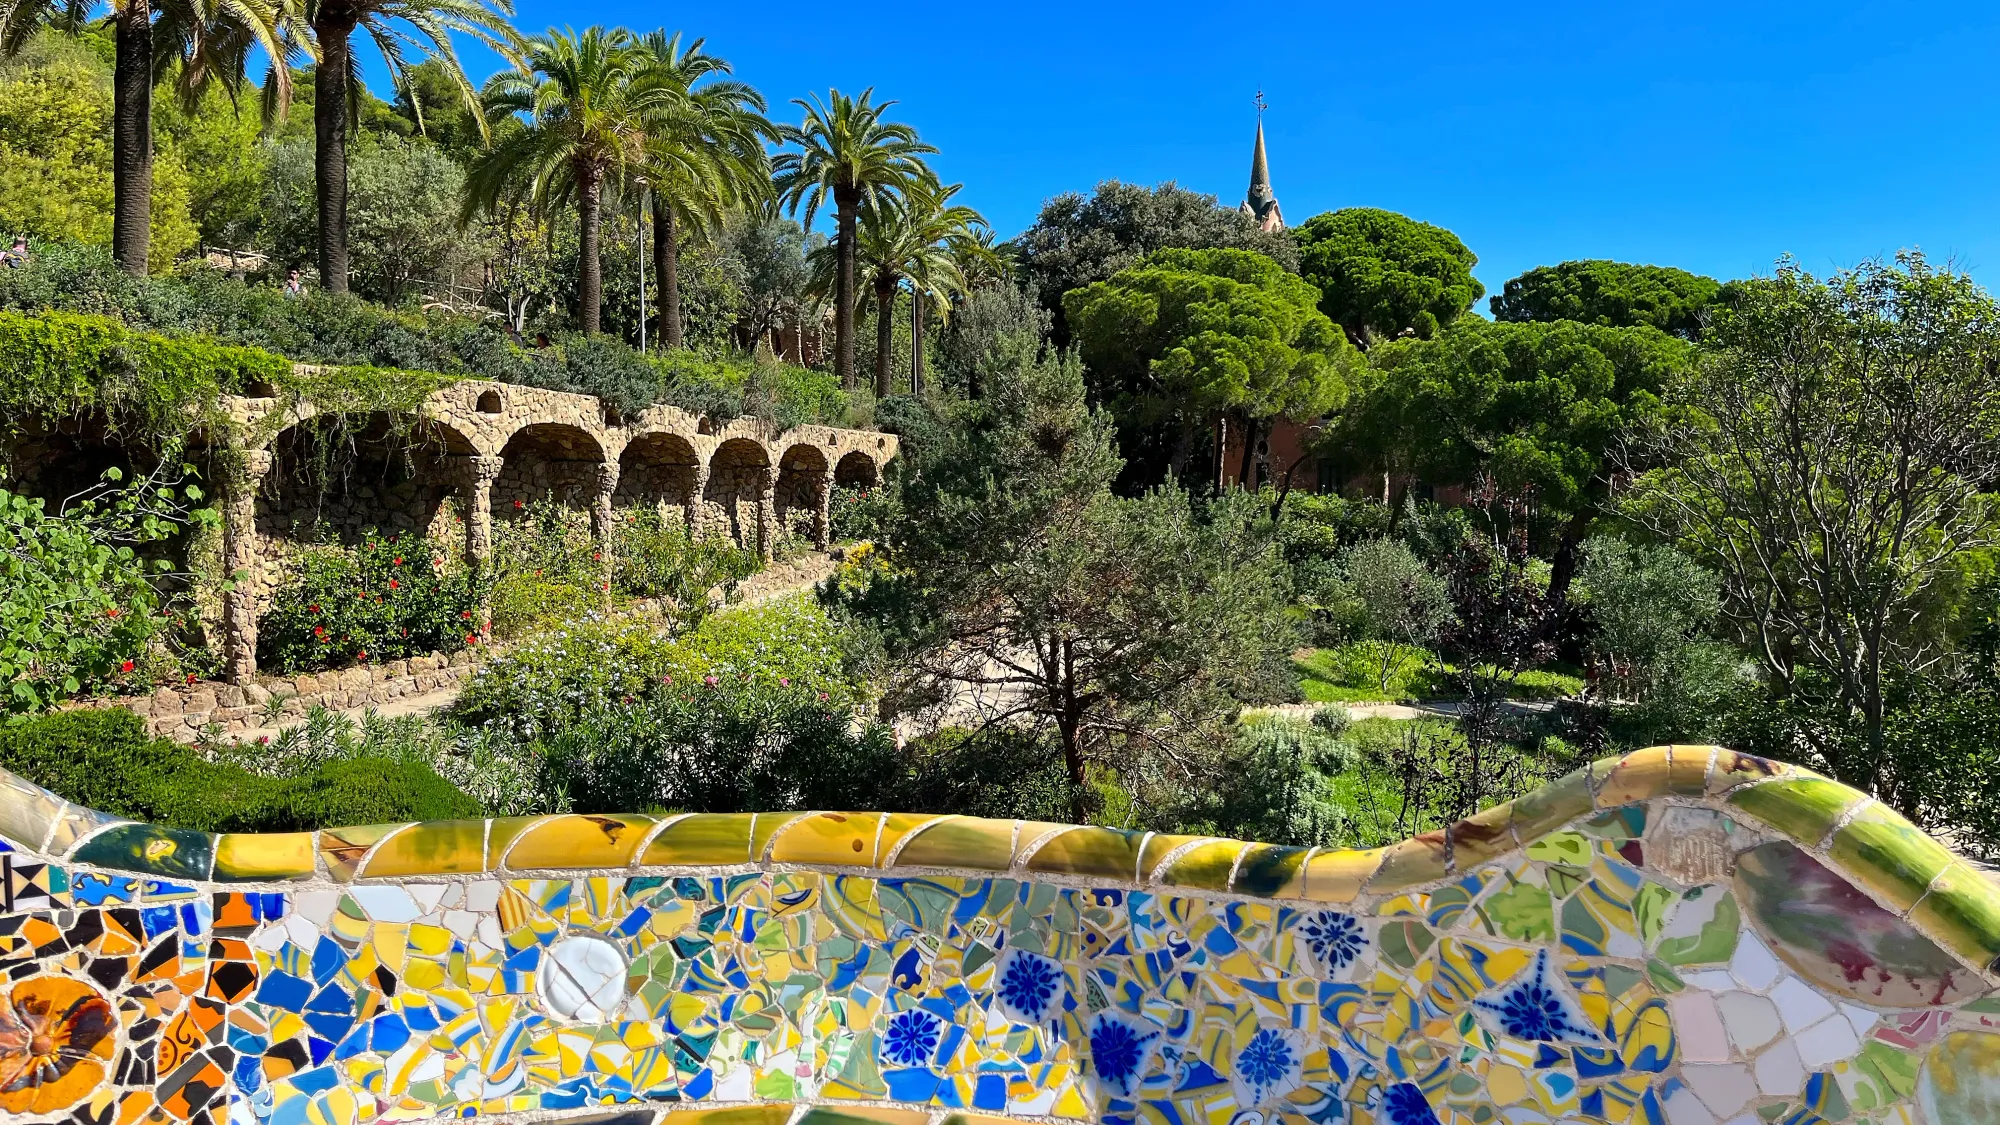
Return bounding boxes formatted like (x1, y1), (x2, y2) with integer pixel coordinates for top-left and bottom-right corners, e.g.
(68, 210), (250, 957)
(1294, 641), (1584, 704)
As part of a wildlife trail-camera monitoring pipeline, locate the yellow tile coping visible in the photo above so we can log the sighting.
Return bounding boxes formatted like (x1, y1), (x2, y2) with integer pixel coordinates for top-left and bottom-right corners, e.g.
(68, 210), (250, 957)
(3, 746), (1996, 977)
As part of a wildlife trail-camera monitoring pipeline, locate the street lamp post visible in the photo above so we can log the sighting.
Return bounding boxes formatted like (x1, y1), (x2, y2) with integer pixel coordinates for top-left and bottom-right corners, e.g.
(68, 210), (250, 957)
(636, 179), (649, 354)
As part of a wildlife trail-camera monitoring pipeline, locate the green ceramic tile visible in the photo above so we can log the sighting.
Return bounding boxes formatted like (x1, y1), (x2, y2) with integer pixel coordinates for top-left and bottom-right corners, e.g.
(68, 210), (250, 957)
(72, 823), (213, 879)
(876, 813), (945, 864)
(213, 831), (316, 881)
(1911, 863), (2000, 973)
(1025, 826), (1146, 881)
(359, 820), (488, 877)
(890, 816), (1015, 871)
(1508, 767), (1595, 844)
(1231, 843), (1310, 897)
(1828, 801), (1959, 914)
(505, 814), (657, 870)
(641, 813), (755, 865)
(1160, 839), (1246, 891)
(1366, 831), (1450, 894)
(1728, 776), (1867, 848)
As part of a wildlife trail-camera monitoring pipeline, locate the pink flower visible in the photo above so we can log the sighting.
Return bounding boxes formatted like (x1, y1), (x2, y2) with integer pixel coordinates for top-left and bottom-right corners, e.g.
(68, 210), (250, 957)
(257, 736), (270, 745)
(817, 692), (828, 701)
(661, 675), (673, 685)
(703, 675), (718, 686)
(779, 678), (790, 687)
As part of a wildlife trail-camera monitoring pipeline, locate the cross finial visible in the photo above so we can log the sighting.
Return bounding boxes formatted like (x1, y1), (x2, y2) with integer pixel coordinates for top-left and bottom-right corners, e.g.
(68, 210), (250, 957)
(1255, 89), (1268, 117)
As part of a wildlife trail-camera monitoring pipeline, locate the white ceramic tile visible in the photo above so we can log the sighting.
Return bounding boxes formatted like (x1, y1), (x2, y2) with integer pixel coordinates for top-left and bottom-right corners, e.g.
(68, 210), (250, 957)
(1684, 1063), (1757, 1117)
(1729, 930), (1782, 991)
(294, 889), (341, 925)
(1754, 1037), (1805, 1096)
(350, 885), (420, 923)
(1664, 1086), (1719, 1125)
(1716, 992), (1782, 1052)
(466, 879), (502, 912)
(1794, 1014), (1861, 1068)
(1771, 975), (1837, 1033)
(1670, 992), (1732, 1062)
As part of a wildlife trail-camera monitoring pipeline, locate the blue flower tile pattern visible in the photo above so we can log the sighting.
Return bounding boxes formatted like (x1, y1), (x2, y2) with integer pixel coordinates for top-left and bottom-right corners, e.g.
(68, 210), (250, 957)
(1296, 909), (1368, 975)
(1474, 947), (1605, 1045)
(1230, 1024), (1306, 1107)
(1085, 1008), (1164, 1100)
(992, 946), (1065, 1025)
(880, 1007), (944, 1068)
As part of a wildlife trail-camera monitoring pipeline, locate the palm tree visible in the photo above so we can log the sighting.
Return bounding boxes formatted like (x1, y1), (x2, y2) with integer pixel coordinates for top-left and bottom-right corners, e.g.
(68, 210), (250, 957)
(465, 26), (649, 335)
(305, 0), (513, 293)
(906, 181), (995, 395)
(773, 88), (934, 390)
(0, 0), (293, 275)
(811, 174), (990, 397)
(632, 31), (771, 350)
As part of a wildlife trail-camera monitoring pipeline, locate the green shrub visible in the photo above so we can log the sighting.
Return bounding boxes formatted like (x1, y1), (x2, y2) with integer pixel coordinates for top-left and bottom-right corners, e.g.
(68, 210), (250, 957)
(0, 472), (214, 713)
(0, 708), (480, 830)
(488, 575), (598, 640)
(611, 508), (759, 629)
(894, 726), (1081, 821)
(257, 529), (486, 674)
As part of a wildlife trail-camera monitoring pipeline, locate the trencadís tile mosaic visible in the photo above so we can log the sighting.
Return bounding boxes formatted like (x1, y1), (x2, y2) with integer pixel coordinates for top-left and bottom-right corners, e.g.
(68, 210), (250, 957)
(1, 746), (1998, 1125)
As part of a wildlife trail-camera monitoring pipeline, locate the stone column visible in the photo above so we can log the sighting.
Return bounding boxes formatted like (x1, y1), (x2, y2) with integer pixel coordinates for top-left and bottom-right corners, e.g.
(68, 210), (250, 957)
(686, 462), (710, 539)
(221, 448), (274, 683)
(812, 466), (833, 550)
(590, 460), (619, 594)
(462, 454), (504, 565)
(756, 465), (778, 561)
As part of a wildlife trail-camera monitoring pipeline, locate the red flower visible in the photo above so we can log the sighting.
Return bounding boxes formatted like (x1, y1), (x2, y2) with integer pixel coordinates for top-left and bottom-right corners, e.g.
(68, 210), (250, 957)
(461, 610), (473, 619)
(465, 634), (478, 645)
(105, 607), (120, 618)
(592, 551), (601, 561)
(661, 674), (673, 685)
(119, 661), (134, 673)
(703, 675), (718, 686)
(513, 499), (524, 509)
(393, 557), (403, 566)
(779, 677), (790, 687)
(313, 626), (324, 637)
(309, 604), (320, 614)
(356, 651), (368, 662)
(257, 736), (269, 745)
(185, 674), (196, 685)
(817, 692), (828, 701)
(534, 569), (542, 577)
(388, 579), (400, 590)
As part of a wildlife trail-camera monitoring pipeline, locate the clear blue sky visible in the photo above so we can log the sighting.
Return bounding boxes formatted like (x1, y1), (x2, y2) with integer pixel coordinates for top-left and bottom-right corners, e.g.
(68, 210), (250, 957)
(414, 1), (2000, 300)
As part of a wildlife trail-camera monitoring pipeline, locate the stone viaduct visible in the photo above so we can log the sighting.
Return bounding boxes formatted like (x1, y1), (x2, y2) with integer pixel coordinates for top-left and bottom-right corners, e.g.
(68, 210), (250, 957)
(7, 377), (897, 684)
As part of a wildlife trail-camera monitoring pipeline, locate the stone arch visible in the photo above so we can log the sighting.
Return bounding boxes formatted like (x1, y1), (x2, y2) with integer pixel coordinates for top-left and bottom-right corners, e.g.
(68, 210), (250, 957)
(494, 422), (608, 525)
(616, 431), (701, 527)
(705, 437), (772, 551)
(834, 450), (880, 488)
(258, 414), (473, 550)
(775, 443), (831, 548)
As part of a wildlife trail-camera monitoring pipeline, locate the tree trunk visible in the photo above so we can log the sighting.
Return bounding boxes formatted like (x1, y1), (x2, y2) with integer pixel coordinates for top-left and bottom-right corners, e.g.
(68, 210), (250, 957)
(313, 13), (357, 294)
(1167, 418), (1194, 481)
(653, 195), (681, 349)
(833, 184), (859, 389)
(578, 170), (603, 334)
(1545, 508), (1593, 606)
(911, 288), (924, 396)
(1237, 414), (1265, 487)
(873, 275), (895, 398)
(111, 0), (153, 277)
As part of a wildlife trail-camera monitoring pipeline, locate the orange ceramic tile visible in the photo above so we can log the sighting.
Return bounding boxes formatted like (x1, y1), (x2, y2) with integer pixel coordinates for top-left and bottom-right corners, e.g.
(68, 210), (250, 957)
(503, 814), (657, 870)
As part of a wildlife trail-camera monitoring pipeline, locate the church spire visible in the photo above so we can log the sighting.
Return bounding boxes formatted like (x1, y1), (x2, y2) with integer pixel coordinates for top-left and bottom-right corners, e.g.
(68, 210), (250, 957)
(1240, 91), (1284, 232)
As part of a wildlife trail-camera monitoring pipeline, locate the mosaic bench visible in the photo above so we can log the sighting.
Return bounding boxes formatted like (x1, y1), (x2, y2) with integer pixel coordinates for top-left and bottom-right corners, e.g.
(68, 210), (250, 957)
(1, 745), (1998, 1125)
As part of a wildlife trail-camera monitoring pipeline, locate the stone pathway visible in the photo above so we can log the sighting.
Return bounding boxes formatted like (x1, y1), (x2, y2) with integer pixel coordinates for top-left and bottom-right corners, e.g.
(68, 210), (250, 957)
(1244, 698), (1559, 723)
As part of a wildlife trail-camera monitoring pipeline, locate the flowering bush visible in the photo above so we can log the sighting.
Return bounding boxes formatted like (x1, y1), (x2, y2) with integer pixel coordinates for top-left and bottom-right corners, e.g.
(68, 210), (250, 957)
(492, 495), (599, 588)
(829, 483), (895, 542)
(0, 468), (212, 713)
(258, 530), (486, 674)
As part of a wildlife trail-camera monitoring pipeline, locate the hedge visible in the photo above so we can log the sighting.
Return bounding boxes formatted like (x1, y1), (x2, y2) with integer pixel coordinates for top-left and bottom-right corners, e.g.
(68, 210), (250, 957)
(0, 708), (483, 831)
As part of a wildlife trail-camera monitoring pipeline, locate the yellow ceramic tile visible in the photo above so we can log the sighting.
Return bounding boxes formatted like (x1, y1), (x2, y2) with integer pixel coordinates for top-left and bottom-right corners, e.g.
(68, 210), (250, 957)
(1448, 804), (1517, 870)
(1302, 848), (1383, 903)
(891, 816), (1016, 870)
(1231, 843), (1311, 897)
(1138, 833), (1209, 881)
(1594, 746), (1673, 808)
(214, 831), (317, 881)
(640, 813), (755, 865)
(875, 812), (941, 863)
(1507, 768), (1595, 844)
(319, 823), (409, 883)
(769, 812), (884, 866)
(502, 814), (656, 870)
(1025, 826), (1147, 881)
(1366, 831), (1450, 894)
(1160, 839), (1245, 891)
(750, 811), (811, 861)
(360, 821), (487, 878)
